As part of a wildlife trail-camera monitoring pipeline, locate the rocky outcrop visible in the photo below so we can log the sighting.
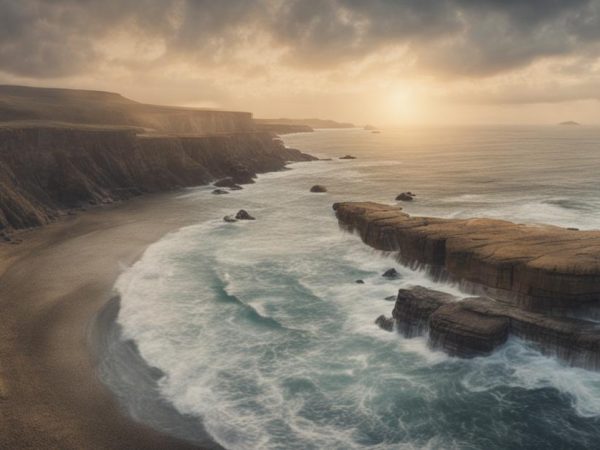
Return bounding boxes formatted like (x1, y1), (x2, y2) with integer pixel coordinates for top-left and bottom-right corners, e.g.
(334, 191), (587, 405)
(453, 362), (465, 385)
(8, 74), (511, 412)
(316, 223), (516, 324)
(0, 124), (314, 230)
(339, 155), (356, 160)
(310, 185), (327, 193)
(389, 286), (600, 369)
(235, 210), (255, 220)
(333, 202), (600, 311)
(375, 315), (394, 331)
(382, 268), (400, 279)
(395, 192), (415, 201)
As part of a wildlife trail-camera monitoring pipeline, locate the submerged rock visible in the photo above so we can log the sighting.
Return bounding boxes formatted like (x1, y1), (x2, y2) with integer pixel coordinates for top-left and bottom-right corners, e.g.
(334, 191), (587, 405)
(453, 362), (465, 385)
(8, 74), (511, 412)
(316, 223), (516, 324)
(384, 295), (396, 301)
(382, 268), (400, 279)
(235, 209), (255, 220)
(355, 279), (365, 284)
(375, 315), (395, 332)
(212, 189), (229, 195)
(310, 185), (327, 193)
(229, 184), (243, 191)
(223, 215), (237, 223)
(395, 192), (415, 201)
(339, 155), (356, 160)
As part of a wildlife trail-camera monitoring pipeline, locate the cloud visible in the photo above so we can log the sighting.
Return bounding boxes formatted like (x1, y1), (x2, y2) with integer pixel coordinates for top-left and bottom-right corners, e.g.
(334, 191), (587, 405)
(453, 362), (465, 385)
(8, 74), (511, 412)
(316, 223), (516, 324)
(1, 0), (600, 119)
(1, 0), (599, 79)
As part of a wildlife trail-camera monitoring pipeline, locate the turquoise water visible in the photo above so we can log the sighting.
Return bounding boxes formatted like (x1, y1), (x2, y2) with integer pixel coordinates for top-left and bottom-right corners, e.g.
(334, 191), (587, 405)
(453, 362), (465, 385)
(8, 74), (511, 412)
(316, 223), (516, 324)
(112, 127), (600, 449)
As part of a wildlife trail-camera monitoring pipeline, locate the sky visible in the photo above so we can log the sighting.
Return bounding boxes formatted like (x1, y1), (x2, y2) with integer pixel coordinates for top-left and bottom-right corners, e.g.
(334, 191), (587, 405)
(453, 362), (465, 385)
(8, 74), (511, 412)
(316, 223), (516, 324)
(1, 0), (600, 126)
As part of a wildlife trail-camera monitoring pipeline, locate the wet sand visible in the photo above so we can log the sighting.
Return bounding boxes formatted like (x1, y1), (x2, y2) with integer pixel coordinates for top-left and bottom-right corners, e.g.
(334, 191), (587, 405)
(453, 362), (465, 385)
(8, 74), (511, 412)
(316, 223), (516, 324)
(0, 193), (212, 449)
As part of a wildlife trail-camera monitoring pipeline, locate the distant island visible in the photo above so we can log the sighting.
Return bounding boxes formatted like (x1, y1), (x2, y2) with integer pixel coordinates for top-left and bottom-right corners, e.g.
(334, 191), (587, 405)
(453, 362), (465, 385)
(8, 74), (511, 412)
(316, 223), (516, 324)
(559, 121), (580, 126)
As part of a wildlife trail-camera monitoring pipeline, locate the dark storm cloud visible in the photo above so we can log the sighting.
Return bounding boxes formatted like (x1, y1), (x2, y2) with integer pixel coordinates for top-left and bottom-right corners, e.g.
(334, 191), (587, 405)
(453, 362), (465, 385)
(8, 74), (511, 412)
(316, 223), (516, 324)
(1, 0), (599, 78)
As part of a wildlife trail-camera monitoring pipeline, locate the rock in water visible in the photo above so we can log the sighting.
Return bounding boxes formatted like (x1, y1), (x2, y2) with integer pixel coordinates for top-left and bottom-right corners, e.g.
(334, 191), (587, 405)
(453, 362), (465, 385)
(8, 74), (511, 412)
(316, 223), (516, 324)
(393, 287), (455, 338)
(391, 287), (510, 356)
(229, 185), (243, 191)
(235, 210), (255, 220)
(375, 315), (395, 332)
(355, 279), (365, 284)
(428, 303), (510, 357)
(310, 185), (327, 193)
(387, 286), (600, 369)
(395, 192), (415, 201)
(212, 189), (229, 195)
(384, 295), (396, 301)
(223, 215), (237, 223)
(339, 155), (356, 160)
(382, 268), (400, 279)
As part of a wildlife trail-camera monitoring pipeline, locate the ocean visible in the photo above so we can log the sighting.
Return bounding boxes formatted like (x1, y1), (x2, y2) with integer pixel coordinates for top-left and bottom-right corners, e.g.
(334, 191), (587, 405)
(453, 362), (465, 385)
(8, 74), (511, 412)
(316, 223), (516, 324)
(98, 127), (600, 449)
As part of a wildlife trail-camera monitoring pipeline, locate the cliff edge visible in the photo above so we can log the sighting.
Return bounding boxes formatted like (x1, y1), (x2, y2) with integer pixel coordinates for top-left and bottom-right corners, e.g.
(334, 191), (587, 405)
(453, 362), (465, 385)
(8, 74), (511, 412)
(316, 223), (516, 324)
(0, 124), (314, 231)
(333, 201), (600, 310)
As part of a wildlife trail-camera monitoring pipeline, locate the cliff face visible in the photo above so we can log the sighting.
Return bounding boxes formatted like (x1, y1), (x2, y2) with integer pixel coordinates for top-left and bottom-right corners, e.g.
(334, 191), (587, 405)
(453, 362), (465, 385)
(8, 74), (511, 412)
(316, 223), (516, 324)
(0, 85), (254, 134)
(333, 202), (600, 311)
(0, 124), (314, 230)
(337, 202), (600, 369)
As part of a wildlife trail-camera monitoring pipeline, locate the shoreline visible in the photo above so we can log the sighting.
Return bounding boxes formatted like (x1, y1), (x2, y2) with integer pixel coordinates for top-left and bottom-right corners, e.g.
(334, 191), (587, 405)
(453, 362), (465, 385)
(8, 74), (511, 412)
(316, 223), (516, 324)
(0, 192), (215, 449)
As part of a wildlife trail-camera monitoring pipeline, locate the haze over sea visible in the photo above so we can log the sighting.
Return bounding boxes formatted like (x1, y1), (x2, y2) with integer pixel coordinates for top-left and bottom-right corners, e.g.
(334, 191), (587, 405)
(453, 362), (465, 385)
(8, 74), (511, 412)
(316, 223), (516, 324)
(102, 127), (600, 449)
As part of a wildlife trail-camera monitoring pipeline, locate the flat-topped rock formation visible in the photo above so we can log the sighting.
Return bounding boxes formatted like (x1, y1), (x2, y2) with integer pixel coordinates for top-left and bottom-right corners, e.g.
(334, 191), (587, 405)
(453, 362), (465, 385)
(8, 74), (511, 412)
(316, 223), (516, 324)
(333, 202), (600, 310)
(381, 286), (600, 369)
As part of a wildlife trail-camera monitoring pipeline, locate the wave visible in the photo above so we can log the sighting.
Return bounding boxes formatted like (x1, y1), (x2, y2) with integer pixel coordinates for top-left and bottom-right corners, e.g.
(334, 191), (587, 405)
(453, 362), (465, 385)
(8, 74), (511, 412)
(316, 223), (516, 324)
(97, 127), (600, 449)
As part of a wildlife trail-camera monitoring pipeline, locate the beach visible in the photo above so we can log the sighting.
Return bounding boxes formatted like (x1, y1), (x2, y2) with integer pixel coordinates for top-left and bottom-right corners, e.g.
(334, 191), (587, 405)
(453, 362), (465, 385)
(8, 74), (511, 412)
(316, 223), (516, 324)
(0, 193), (207, 449)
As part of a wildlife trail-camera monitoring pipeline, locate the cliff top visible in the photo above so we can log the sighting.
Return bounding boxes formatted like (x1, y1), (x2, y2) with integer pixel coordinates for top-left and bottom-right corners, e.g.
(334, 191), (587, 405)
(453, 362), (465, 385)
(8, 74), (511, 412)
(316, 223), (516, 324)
(334, 201), (600, 273)
(0, 85), (253, 134)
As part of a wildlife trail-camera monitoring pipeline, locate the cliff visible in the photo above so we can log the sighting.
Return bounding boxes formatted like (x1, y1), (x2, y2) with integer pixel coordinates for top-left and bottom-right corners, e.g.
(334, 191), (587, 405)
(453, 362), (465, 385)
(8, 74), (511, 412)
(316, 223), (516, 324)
(333, 202), (600, 311)
(337, 202), (600, 368)
(0, 123), (314, 230)
(0, 85), (254, 134)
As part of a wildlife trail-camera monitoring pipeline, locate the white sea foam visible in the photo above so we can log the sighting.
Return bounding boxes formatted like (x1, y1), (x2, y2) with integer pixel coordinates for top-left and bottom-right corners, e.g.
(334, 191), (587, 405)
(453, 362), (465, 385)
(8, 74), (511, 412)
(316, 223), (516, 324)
(111, 127), (600, 449)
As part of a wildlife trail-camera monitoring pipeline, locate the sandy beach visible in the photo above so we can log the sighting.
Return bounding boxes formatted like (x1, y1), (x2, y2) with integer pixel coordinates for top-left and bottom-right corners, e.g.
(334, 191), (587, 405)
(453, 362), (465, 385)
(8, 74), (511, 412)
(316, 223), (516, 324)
(0, 193), (209, 449)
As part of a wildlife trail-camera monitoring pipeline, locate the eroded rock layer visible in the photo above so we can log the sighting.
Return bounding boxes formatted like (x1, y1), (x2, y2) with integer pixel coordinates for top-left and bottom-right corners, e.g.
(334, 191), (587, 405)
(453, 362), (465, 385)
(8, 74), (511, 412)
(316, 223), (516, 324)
(333, 202), (600, 310)
(387, 286), (600, 369)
